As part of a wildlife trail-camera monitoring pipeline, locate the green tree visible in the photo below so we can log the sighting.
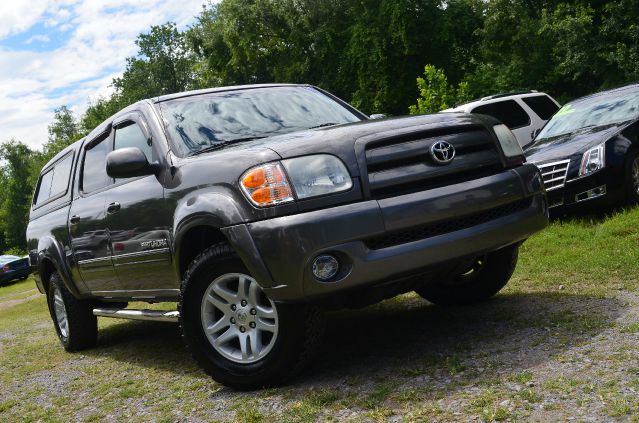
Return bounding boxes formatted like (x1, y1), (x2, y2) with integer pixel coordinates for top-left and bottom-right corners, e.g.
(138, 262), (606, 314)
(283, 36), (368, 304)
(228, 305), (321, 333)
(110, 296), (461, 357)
(0, 141), (35, 250)
(113, 22), (199, 105)
(409, 65), (471, 114)
(80, 23), (199, 135)
(80, 96), (122, 135)
(44, 106), (81, 159)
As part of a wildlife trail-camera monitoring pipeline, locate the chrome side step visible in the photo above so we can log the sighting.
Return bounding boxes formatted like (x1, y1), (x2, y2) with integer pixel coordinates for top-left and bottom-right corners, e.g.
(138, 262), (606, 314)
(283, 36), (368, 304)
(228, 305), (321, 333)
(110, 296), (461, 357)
(93, 308), (179, 323)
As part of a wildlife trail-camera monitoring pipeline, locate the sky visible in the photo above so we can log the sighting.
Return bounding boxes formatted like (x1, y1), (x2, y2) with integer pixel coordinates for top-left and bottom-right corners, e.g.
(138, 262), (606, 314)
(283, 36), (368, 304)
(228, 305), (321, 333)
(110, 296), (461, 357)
(0, 0), (206, 150)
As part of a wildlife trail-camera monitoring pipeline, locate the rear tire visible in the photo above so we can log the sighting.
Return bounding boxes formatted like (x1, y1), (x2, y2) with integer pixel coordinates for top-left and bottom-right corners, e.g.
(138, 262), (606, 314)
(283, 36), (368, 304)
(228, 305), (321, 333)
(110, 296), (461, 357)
(415, 245), (519, 306)
(179, 243), (324, 390)
(47, 273), (98, 351)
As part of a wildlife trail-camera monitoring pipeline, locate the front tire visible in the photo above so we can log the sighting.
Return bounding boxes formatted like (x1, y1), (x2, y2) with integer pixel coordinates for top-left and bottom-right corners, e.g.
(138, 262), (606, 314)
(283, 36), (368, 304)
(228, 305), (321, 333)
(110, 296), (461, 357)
(415, 244), (519, 306)
(624, 150), (639, 205)
(47, 273), (98, 351)
(179, 244), (324, 390)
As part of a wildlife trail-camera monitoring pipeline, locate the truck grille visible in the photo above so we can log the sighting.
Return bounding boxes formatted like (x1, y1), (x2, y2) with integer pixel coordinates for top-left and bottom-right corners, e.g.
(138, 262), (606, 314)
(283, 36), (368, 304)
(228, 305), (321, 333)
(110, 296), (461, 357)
(364, 125), (503, 199)
(536, 160), (570, 191)
(364, 197), (532, 250)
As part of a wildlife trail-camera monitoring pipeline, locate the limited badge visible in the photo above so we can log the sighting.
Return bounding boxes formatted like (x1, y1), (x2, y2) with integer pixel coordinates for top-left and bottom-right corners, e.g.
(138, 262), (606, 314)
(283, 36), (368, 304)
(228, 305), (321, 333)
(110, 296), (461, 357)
(140, 239), (168, 250)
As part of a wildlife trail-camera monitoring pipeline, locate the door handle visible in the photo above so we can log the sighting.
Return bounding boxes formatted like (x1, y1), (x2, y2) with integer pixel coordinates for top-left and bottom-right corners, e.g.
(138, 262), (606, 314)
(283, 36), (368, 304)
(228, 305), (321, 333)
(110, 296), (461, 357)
(70, 215), (81, 224)
(107, 202), (121, 214)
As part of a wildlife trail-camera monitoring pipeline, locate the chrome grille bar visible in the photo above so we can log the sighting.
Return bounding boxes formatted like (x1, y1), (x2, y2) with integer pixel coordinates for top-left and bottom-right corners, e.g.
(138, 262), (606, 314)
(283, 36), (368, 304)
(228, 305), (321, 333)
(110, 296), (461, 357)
(536, 159), (570, 191)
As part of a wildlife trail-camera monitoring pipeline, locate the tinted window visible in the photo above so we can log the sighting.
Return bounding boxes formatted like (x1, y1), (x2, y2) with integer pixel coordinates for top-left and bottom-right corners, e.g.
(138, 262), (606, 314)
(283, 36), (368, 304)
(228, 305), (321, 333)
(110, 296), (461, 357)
(114, 121), (152, 161)
(49, 154), (73, 197)
(472, 100), (530, 129)
(35, 169), (54, 205)
(522, 95), (560, 120)
(159, 86), (362, 157)
(82, 138), (111, 193)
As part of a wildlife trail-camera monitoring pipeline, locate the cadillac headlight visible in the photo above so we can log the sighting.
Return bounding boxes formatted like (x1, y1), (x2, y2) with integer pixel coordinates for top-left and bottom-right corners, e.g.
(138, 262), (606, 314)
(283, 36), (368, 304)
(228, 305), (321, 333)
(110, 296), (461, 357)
(579, 144), (605, 176)
(493, 124), (524, 159)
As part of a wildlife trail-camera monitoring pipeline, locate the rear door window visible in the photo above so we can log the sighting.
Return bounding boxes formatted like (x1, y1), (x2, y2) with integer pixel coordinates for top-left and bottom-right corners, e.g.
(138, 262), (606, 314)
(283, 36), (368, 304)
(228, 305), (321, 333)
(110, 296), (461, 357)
(472, 100), (530, 129)
(522, 95), (560, 120)
(34, 153), (74, 206)
(82, 136), (111, 193)
(49, 154), (73, 197)
(35, 169), (54, 205)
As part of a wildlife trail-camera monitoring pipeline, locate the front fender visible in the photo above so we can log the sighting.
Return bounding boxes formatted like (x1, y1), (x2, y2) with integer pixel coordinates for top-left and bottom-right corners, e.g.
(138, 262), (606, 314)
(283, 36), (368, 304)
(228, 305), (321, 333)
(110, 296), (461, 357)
(173, 190), (244, 239)
(171, 191), (276, 288)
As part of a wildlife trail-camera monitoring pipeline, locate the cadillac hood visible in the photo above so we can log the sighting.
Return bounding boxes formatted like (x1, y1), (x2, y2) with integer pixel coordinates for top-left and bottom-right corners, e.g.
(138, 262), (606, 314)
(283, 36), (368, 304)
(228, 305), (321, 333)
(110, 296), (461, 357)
(525, 122), (631, 164)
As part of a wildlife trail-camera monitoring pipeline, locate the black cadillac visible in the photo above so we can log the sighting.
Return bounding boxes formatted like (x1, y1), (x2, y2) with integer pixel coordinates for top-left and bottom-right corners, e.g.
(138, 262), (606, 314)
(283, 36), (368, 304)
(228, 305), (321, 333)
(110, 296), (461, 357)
(525, 84), (639, 209)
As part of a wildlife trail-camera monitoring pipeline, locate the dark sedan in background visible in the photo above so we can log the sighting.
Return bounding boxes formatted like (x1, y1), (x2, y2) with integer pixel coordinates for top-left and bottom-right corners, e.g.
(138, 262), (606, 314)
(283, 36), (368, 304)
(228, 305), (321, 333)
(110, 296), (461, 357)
(525, 84), (639, 210)
(0, 255), (31, 285)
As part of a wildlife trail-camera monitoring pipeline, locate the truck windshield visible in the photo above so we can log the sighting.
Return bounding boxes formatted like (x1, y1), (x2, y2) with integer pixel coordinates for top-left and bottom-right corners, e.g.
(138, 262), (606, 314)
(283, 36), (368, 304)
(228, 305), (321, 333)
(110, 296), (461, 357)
(536, 88), (639, 141)
(158, 86), (362, 157)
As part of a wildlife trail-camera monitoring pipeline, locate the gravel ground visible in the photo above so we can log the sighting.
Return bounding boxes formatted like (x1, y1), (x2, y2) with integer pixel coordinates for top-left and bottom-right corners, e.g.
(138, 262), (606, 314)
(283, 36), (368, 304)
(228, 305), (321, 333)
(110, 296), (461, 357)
(3, 208), (639, 421)
(1, 287), (638, 422)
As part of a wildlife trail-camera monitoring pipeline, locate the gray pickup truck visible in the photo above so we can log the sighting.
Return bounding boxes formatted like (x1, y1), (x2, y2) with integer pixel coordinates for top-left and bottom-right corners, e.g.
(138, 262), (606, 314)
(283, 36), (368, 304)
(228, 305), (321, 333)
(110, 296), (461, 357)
(26, 84), (548, 389)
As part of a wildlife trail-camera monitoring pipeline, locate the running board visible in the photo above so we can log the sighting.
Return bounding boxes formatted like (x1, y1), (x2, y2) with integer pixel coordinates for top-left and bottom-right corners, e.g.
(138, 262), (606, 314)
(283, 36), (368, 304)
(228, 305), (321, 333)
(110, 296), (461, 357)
(93, 308), (179, 323)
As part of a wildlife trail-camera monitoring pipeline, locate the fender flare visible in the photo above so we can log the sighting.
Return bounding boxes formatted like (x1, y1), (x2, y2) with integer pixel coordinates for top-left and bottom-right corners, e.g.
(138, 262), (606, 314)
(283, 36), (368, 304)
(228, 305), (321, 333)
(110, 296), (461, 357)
(171, 192), (275, 288)
(37, 235), (82, 298)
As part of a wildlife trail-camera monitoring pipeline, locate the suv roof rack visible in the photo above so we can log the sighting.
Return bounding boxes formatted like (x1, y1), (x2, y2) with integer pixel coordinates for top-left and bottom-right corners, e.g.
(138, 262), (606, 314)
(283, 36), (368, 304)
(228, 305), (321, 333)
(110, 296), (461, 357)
(480, 90), (538, 101)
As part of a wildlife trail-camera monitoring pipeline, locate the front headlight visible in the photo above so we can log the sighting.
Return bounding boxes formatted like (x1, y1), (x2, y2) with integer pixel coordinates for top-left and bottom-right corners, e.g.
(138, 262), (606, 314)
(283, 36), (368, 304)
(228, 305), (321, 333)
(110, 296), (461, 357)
(579, 144), (605, 176)
(282, 154), (352, 199)
(493, 124), (524, 159)
(240, 155), (352, 207)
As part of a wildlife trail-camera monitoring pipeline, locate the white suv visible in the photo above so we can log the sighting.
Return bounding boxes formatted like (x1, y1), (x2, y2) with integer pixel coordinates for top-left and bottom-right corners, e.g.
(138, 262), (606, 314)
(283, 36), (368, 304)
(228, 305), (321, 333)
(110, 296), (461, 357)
(442, 91), (561, 147)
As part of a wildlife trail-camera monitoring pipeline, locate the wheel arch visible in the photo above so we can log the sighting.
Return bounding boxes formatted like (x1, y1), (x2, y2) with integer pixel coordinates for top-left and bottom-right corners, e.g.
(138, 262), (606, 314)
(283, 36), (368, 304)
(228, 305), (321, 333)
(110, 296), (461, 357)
(174, 221), (229, 279)
(172, 216), (276, 289)
(36, 236), (82, 298)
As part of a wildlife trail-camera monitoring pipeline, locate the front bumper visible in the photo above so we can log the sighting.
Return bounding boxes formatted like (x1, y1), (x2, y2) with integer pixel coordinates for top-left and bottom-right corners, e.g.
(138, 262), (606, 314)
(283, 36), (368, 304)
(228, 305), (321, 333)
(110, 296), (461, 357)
(223, 164), (548, 302)
(546, 169), (614, 209)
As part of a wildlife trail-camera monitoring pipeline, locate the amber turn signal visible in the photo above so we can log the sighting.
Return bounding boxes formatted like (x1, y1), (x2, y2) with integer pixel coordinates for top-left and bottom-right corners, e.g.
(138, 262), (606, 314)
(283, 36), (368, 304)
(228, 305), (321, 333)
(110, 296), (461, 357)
(242, 168), (266, 189)
(240, 163), (294, 207)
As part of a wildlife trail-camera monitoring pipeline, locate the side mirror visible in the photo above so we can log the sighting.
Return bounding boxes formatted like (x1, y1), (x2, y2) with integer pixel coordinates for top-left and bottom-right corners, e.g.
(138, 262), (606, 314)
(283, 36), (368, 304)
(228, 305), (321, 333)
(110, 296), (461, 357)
(106, 147), (159, 179)
(369, 114), (387, 120)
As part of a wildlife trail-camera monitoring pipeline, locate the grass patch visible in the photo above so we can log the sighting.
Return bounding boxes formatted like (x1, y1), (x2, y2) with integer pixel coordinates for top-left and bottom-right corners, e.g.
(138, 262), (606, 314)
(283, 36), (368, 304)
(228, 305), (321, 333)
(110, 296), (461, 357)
(0, 277), (37, 298)
(2, 208), (639, 420)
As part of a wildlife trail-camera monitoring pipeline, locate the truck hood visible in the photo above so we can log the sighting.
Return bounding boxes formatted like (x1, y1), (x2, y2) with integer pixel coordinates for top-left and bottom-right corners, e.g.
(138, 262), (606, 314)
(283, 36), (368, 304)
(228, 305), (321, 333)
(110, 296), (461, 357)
(231, 113), (494, 177)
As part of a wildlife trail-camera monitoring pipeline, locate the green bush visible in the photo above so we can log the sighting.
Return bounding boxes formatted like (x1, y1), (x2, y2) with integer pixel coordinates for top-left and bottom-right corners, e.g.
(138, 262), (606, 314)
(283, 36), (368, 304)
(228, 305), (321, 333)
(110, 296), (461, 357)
(409, 65), (472, 115)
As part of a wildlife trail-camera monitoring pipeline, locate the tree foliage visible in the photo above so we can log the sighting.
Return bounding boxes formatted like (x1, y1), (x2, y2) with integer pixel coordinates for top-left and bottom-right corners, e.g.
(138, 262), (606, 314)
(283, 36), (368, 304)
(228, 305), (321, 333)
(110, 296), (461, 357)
(4, 0), (639, 252)
(409, 65), (472, 114)
(0, 141), (35, 250)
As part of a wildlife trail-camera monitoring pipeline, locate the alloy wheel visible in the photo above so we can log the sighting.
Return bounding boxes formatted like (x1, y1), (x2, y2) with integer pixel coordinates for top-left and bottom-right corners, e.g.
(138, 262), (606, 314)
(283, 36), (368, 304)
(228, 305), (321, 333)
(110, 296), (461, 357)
(53, 287), (69, 338)
(200, 273), (278, 364)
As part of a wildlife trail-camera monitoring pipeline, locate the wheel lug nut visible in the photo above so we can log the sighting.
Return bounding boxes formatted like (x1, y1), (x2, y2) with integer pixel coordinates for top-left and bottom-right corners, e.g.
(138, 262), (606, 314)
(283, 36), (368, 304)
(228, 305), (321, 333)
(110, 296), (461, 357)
(230, 317), (236, 324)
(231, 304), (236, 311)
(250, 308), (257, 315)
(241, 300), (247, 307)
(240, 326), (246, 333)
(249, 322), (256, 328)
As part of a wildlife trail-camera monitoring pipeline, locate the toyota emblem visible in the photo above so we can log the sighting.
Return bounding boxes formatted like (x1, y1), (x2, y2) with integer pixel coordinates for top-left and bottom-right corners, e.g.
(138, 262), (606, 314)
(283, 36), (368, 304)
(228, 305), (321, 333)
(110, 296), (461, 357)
(429, 141), (455, 165)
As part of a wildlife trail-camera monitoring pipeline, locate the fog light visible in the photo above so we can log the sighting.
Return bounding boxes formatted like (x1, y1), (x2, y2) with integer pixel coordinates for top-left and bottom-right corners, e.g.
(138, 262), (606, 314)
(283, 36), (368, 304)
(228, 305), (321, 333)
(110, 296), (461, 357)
(575, 185), (607, 202)
(312, 255), (339, 281)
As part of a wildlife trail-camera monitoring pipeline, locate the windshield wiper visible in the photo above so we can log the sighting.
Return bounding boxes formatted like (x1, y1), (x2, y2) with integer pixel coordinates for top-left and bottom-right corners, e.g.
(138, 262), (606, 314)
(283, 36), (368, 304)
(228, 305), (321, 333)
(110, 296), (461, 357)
(191, 136), (267, 156)
(308, 122), (339, 129)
